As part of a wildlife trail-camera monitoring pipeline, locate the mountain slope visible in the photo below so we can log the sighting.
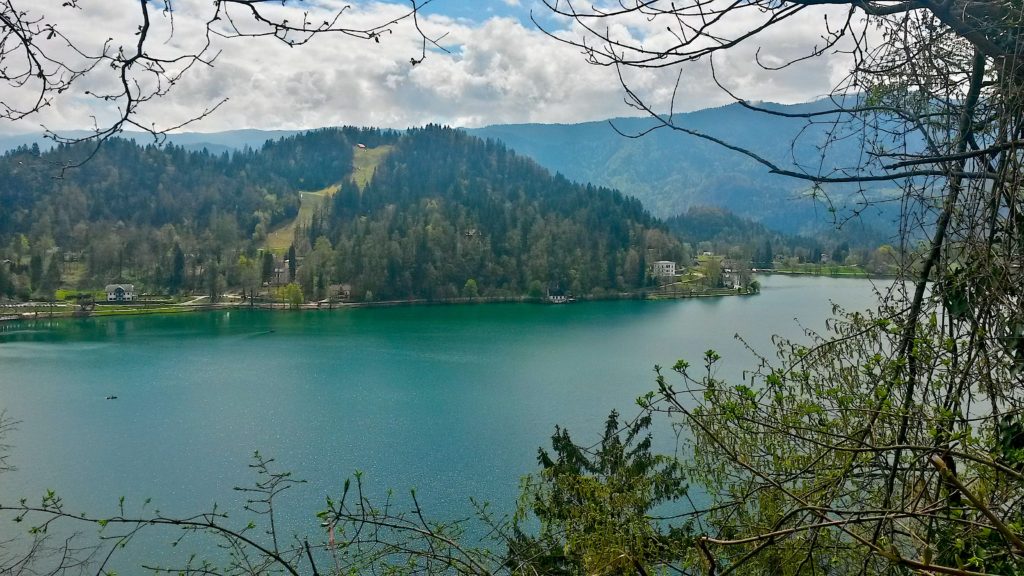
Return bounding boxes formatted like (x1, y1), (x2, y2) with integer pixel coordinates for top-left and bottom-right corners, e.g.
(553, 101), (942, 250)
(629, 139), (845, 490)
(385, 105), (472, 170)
(0, 126), (682, 300)
(304, 126), (684, 300)
(467, 100), (904, 236)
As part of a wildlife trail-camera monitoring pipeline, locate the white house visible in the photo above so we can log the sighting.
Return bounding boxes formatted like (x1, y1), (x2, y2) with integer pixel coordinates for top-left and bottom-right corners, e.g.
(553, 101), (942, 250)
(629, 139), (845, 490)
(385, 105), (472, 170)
(105, 284), (136, 302)
(652, 260), (677, 278)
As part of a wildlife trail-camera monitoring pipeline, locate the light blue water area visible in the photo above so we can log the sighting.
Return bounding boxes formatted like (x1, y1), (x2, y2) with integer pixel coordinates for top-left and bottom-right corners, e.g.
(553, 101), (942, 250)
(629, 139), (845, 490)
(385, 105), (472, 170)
(0, 275), (884, 569)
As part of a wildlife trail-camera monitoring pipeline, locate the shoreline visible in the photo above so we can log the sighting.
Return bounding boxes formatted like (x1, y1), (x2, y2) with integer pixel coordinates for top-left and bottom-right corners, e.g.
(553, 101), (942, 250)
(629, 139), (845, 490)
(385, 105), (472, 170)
(4, 268), (903, 325)
(756, 269), (898, 279)
(0, 287), (758, 323)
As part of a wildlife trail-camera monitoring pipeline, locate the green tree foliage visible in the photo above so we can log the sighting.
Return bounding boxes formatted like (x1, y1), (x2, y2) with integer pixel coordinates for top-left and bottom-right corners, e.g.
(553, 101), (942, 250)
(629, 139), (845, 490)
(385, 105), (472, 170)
(206, 260), (222, 303)
(169, 243), (185, 295)
(753, 238), (773, 269)
(666, 206), (882, 268)
(276, 283), (304, 309)
(0, 128), (382, 293)
(237, 255), (261, 304)
(866, 244), (899, 276)
(0, 126), (693, 300)
(0, 262), (10, 299)
(647, 312), (1024, 575)
(40, 256), (60, 298)
(28, 253), (41, 291)
(261, 250), (274, 284)
(286, 244), (297, 283)
(699, 257), (721, 288)
(510, 411), (689, 576)
(830, 241), (849, 264)
(318, 126), (680, 301)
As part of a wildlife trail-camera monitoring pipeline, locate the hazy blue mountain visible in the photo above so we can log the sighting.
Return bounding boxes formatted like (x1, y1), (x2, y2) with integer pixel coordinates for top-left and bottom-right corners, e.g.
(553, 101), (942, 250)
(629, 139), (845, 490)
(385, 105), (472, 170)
(0, 128), (300, 154)
(0, 98), (908, 238)
(0, 132), (66, 152)
(467, 100), (904, 236)
(153, 129), (301, 151)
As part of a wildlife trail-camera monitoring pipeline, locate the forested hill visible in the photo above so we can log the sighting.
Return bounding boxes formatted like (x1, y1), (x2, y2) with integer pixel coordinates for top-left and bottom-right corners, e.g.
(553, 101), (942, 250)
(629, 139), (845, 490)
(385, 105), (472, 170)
(0, 126), (683, 301)
(667, 205), (889, 254)
(301, 126), (683, 300)
(466, 99), (903, 236)
(0, 127), (386, 244)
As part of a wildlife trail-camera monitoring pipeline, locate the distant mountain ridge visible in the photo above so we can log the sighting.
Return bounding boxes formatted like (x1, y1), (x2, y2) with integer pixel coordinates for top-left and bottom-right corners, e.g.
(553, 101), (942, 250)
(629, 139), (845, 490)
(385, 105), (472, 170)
(0, 98), (904, 238)
(467, 99), (903, 237)
(0, 129), (301, 156)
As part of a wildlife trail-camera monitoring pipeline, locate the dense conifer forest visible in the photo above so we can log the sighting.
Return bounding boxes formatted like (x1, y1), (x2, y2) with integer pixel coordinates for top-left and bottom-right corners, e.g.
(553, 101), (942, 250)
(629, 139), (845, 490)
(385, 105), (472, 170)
(312, 127), (683, 300)
(0, 126), (687, 302)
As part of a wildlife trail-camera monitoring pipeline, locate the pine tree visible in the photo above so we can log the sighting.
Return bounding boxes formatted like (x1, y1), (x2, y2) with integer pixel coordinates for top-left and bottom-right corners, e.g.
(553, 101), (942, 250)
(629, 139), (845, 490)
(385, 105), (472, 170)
(261, 251), (274, 284)
(29, 254), (42, 292)
(40, 256), (61, 298)
(169, 243), (185, 294)
(207, 260), (222, 303)
(0, 262), (11, 299)
(755, 239), (773, 268)
(287, 245), (297, 282)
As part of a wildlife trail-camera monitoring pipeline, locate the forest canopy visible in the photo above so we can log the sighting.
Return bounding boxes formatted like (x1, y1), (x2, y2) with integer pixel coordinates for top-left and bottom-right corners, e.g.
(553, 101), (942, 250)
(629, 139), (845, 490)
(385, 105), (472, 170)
(0, 126), (689, 301)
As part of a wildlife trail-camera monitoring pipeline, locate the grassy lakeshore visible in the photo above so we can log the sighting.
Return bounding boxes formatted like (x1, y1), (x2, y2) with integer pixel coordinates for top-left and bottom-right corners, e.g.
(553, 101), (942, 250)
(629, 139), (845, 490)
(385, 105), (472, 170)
(0, 285), (758, 323)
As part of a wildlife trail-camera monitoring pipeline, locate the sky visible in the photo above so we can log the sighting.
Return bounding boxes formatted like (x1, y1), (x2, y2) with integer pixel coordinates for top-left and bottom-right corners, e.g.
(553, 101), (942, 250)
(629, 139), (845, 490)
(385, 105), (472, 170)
(0, 0), (855, 136)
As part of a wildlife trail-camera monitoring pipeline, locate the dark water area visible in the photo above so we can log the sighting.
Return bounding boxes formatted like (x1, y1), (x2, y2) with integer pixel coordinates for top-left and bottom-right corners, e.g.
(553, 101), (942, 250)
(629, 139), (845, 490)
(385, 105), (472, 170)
(0, 275), (885, 571)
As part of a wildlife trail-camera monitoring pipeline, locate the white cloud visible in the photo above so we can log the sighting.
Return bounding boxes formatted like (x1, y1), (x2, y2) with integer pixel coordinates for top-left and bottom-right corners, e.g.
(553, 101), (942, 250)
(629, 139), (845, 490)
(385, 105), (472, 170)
(0, 0), (857, 135)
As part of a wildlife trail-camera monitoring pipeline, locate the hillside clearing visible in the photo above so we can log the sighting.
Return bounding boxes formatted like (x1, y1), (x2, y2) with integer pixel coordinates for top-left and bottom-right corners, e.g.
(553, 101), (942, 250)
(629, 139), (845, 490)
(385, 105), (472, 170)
(265, 145), (391, 254)
(353, 144), (392, 189)
(266, 184), (339, 253)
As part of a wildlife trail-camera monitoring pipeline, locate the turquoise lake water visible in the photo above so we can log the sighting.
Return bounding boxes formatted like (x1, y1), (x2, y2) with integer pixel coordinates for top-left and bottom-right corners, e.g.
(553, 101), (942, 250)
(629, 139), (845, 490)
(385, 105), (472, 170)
(0, 275), (886, 570)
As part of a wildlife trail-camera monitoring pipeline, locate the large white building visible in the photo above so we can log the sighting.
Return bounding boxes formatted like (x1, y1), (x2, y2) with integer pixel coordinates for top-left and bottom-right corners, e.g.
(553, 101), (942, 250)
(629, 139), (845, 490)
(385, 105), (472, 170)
(105, 284), (136, 302)
(652, 260), (677, 278)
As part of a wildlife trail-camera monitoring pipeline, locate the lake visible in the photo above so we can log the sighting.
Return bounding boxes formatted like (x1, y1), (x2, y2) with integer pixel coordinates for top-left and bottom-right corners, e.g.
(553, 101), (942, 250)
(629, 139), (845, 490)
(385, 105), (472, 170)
(0, 275), (885, 570)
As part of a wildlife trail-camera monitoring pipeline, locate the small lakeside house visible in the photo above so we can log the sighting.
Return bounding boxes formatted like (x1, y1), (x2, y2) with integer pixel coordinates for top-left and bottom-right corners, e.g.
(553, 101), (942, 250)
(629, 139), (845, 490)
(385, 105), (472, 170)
(105, 284), (136, 302)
